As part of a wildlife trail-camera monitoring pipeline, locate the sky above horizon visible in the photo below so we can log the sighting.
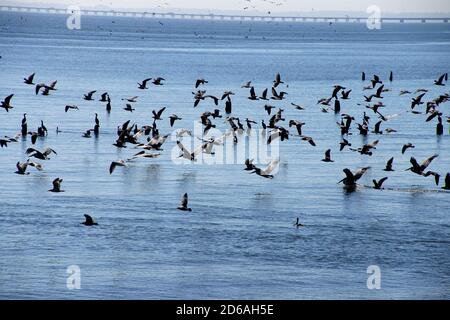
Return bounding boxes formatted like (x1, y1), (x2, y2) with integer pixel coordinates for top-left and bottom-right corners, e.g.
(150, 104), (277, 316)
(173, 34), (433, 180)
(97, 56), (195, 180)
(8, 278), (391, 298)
(7, 0), (450, 13)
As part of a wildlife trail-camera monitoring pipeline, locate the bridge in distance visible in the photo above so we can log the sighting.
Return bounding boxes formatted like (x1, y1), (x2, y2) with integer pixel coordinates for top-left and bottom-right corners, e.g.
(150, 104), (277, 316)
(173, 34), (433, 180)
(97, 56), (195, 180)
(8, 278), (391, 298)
(1, 5), (449, 24)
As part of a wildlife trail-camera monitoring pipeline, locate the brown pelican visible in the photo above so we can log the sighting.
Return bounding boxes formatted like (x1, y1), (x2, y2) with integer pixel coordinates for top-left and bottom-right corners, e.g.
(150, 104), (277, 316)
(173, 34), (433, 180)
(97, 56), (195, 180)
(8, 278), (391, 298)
(373, 177), (388, 189)
(321, 149), (334, 162)
(109, 160), (127, 174)
(49, 178), (64, 192)
(81, 214), (98, 226)
(177, 193), (192, 211)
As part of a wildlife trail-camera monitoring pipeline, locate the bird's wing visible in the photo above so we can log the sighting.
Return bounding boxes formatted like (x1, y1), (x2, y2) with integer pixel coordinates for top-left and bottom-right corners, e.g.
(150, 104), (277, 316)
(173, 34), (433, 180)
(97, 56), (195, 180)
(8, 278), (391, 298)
(84, 214), (94, 224)
(43, 148), (57, 156)
(378, 177), (388, 186)
(4, 94), (13, 105)
(420, 154), (438, 170)
(354, 167), (370, 181)
(177, 141), (192, 159)
(180, 193), (188, 207)
(157, 107), (166, 117)
(409, 157), (420, 170)
(343, 168), (354, 181)
(387, 157), (393, 167)
(25, 147), (39, 155)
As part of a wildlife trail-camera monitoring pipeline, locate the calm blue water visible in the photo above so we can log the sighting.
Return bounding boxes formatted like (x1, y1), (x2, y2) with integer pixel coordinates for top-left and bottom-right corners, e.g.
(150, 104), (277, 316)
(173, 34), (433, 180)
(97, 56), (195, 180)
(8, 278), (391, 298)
(0, 11), (449, 299)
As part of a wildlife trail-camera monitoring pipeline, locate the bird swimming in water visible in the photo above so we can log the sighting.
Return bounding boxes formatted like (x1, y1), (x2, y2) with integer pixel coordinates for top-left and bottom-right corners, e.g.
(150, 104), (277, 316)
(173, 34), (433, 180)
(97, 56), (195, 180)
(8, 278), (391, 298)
(293, 217), (304, 228)
(49, 178), (64, 192)
(81, 214), (98, 226)
(321, 149), (334, 162)
(177, 193), (192, 211)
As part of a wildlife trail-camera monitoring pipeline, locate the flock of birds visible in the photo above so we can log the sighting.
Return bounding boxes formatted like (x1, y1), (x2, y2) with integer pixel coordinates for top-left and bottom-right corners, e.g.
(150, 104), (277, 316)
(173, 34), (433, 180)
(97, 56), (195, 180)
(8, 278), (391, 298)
(1, 69), (450, 228)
